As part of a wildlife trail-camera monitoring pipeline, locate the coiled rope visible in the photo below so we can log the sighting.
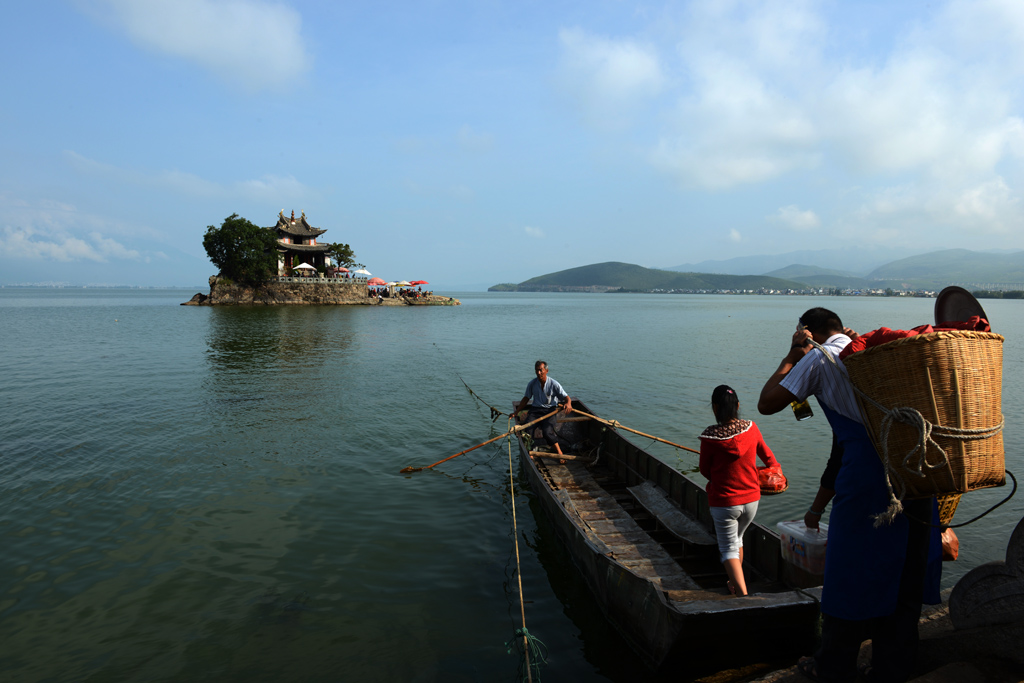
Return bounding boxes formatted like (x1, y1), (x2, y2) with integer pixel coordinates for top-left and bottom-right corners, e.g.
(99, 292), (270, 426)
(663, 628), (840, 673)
(806, 338), (1008, 527)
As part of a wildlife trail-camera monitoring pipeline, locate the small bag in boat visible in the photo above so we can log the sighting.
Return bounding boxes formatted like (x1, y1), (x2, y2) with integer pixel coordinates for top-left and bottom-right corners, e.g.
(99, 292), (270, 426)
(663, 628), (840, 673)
(842, 330), (1005, 510)
(758, 464), (788, 494)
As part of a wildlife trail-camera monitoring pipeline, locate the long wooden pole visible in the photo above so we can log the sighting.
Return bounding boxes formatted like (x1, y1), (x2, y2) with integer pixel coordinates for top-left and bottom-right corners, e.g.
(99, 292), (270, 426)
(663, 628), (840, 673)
(573, 409), (700, 454)
(399, 408), (560, 473)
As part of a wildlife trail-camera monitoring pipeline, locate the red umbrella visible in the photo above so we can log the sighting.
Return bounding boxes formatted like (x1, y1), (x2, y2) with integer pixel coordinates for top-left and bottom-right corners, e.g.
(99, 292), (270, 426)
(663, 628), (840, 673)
(409, 280), (429, 285)
(335, 267), (350, 272)
(367, 277), (386, 286)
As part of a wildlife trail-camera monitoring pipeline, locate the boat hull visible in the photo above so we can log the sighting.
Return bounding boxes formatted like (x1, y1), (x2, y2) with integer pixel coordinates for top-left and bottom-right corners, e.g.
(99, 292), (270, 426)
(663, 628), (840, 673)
(516, 401), (821, 670)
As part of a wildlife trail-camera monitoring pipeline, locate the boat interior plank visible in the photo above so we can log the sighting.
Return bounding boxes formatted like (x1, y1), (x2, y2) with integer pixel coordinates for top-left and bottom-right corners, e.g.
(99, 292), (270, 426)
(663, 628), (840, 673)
(627, 481), (717, 547)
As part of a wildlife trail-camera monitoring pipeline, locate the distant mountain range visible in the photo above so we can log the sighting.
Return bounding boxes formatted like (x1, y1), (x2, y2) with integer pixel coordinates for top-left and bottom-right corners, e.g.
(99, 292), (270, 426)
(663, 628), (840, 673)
(490, 262), (809, 292)
(667, 247), (916, 276)
(489, 249), (1024, 292)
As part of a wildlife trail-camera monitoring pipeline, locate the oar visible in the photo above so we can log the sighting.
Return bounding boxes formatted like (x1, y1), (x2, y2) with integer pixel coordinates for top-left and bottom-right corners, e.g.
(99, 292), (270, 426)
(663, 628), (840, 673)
(574, 409), (700, 454)
(400, 408), (560, 473)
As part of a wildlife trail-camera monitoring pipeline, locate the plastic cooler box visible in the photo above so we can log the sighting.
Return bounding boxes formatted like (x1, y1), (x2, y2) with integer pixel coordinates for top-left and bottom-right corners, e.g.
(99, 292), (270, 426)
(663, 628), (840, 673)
(777, 520), (828, 574)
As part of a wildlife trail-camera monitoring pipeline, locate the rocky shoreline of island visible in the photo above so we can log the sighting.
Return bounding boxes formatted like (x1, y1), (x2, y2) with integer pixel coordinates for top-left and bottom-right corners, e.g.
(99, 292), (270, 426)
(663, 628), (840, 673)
(181, 276), (460, 306)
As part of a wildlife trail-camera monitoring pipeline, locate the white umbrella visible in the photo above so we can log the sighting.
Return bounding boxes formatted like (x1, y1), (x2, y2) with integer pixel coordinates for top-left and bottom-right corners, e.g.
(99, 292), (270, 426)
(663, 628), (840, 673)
(354, 268), (371, 276)
(294, 263), (316, 270)
(394, 280), (412, 286)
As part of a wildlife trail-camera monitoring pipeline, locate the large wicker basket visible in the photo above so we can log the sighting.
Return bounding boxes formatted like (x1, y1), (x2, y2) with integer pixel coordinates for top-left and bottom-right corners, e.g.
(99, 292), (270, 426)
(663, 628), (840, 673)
(842, 330), (1005, 504)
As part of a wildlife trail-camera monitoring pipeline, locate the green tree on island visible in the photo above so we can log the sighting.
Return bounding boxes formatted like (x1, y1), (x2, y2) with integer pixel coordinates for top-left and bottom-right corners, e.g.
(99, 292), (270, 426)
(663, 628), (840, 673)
(326, 242), (364, 270)
(203, 214), (278, 286)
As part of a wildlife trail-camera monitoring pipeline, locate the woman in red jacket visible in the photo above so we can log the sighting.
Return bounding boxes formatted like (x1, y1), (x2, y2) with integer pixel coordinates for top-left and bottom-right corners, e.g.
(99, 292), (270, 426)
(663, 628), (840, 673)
(699, 384), (779, 596)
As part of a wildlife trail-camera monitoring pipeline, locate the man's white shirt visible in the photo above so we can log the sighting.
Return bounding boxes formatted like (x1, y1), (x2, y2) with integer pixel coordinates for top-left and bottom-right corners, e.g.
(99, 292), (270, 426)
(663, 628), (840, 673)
(779, 333), (862, 423)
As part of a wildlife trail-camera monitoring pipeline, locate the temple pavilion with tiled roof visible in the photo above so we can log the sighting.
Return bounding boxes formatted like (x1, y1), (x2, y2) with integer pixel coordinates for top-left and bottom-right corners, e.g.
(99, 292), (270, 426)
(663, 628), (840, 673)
(271, 210), (331, 275)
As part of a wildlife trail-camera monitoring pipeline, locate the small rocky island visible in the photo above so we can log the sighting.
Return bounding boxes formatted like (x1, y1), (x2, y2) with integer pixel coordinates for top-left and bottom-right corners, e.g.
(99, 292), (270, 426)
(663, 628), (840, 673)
(183, 276), (459, 306)
(183, 211), (459, 306)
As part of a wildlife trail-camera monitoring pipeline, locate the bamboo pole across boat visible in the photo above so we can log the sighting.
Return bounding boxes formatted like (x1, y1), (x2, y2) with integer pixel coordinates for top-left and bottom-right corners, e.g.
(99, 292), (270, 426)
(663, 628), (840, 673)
(399, 408), (561, 473)
(573, 409), (700, 455)
(531, 452), (586, 460)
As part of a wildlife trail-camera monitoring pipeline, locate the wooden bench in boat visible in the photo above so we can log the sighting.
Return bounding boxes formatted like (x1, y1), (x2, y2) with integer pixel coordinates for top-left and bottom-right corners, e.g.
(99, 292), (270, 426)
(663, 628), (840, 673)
(627, 481), (716, 548)
(541, 460), (701, 592)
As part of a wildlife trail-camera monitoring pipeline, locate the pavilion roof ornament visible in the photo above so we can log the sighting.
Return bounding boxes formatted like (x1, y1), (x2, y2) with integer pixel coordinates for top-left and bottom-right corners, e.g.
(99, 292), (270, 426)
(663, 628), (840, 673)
(270, 209), (329, 248)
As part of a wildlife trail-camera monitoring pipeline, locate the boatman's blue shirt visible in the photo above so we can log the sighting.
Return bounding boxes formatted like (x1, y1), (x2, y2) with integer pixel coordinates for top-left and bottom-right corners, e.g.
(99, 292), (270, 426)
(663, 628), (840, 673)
(523, 377), (568, 410)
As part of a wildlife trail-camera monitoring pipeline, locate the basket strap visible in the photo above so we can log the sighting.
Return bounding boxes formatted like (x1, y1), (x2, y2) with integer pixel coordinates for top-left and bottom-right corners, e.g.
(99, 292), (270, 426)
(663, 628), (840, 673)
(805, 339), (1004, 527)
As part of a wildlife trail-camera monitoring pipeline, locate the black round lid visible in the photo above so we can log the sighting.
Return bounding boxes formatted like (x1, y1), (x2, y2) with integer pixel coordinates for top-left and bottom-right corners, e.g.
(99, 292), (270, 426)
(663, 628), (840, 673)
(934, 286), (989, 326)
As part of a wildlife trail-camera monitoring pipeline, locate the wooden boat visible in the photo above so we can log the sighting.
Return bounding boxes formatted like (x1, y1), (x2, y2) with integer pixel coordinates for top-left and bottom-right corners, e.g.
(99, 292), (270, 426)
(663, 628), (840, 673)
(515, 400), (823, 671)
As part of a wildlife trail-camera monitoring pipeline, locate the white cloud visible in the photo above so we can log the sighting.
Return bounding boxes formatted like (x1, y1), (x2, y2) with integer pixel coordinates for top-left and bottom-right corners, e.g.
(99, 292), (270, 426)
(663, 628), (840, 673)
(0, 195), (151, 265)
(820, 53), (1024, 180)
(925, 0), (1024, 76)
(771, 205), (821, 231)
(954, 178), (1017, 226)
(449, 185), (474, 201)
(729, 229), (742, 243)
(574, 0), (1024, 202)
(0, 225), (140, 264)
(652, 133), (818, 189)
(674, 0), (825, 75)
(647, 1), (824, 188)
(88, 231), (143, 259)
(847, 176), (1023, 243)
(457, 125), (494, 153)
(558, 27), (664, 129)
(524, 226), (545, 238)
(65, 151), (313, 202)
(234, 175), (311, 201)
(82, 0), (310, 91)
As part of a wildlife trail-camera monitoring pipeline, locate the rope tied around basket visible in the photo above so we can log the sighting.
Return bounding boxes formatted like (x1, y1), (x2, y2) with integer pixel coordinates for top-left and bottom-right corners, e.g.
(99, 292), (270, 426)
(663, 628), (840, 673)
(874, 400), (1005, 478)
(869, 397), (1004, 526)
(807, 338), (1005, 527)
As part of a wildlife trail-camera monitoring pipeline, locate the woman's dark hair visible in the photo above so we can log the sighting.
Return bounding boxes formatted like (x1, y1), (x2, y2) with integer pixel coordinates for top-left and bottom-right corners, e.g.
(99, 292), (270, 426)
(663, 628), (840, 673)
(711, 385), (740, 424)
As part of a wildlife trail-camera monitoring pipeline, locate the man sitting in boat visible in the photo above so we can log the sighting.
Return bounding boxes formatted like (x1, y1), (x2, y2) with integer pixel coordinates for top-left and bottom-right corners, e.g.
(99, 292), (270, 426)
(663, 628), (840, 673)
(757, 307), (940, 683)
(514, 360), (573, 452)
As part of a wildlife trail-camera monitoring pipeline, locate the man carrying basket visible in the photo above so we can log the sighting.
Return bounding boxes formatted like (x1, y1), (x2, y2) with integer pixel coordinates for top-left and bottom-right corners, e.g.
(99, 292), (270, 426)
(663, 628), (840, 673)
(758, 307), (940, 683)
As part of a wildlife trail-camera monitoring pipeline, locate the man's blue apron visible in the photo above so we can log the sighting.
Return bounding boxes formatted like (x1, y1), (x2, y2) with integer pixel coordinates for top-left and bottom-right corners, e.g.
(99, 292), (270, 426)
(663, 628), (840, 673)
(819, 403), (941, 620)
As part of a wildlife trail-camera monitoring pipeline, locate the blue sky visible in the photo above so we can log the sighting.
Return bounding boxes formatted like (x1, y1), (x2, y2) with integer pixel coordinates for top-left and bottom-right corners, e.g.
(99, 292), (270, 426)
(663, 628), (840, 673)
(3, 0), (1024, 289)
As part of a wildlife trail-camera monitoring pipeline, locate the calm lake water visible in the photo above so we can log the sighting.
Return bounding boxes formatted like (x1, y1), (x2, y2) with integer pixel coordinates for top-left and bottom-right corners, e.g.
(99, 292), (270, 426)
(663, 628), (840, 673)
(2, 289), (1022, 682)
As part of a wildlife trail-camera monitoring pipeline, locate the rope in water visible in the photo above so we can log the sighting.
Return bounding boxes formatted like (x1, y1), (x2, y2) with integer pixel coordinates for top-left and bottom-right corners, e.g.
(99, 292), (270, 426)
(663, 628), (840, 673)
(504, 425), (547, 682)
(434, 343), (508, 422)
(806, 338), (1008, 527)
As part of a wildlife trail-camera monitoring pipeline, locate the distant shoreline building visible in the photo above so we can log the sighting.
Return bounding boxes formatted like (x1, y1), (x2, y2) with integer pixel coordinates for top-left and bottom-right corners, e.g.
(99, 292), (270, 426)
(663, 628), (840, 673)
(271, 210), (330, 275)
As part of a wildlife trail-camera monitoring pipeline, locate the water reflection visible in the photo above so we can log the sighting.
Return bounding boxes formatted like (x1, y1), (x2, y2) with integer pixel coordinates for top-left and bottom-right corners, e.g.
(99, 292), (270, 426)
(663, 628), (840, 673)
(203, 307), (358, 426)
(205, 307), (355, 373)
